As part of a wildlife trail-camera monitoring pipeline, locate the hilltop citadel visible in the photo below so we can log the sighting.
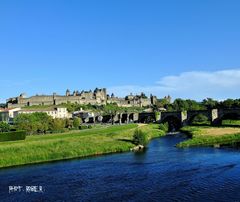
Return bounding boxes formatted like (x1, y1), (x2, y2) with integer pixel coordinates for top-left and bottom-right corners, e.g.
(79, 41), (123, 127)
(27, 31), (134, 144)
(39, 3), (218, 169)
(6, 88), (166, 108)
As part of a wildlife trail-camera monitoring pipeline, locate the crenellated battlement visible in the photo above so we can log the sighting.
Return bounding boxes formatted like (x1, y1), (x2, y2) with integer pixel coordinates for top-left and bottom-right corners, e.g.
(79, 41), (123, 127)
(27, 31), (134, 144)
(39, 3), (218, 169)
(6, 88), (157, 108)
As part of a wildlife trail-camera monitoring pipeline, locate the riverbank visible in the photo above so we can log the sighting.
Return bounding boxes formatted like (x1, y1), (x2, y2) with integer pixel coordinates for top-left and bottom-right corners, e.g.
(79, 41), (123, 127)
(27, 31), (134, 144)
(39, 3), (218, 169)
(177, 126), (240, 148)
(0, 124), (165, 168)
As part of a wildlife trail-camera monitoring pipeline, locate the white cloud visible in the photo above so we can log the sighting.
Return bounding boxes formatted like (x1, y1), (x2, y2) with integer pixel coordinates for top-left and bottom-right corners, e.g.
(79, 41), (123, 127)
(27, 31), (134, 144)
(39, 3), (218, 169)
(108, 69), (240, 101)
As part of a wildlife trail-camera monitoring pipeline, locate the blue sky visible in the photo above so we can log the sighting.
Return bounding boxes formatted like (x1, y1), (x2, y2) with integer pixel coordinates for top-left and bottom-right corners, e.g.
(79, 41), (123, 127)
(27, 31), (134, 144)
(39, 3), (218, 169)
(1, 0), (240, 102)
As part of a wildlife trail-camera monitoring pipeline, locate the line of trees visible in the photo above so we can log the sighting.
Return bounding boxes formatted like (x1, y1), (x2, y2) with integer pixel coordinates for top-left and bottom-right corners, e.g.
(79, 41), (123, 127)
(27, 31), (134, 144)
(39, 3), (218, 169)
(60, 102), (146, 113)
(13, 113), (82, 135)
(156, 98), (240, 111)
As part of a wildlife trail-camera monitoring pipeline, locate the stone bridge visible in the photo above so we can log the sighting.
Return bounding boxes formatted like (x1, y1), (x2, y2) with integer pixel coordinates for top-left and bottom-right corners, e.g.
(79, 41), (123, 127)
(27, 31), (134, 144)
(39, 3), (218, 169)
(82, 108), (240, 129)
(158, 108), (240, 129)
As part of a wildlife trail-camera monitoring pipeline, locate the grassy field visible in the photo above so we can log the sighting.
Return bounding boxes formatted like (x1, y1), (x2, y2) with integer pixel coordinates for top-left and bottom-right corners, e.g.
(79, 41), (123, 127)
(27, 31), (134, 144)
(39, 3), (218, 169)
(222, 119), (240, 126)
(0, 124), (165, 168)
(177, 126), (240, 148)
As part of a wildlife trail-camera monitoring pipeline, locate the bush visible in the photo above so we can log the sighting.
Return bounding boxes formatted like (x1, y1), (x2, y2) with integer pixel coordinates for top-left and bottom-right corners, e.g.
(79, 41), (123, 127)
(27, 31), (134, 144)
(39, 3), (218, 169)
(0, 131), (26, 142)
(79, 125), (89, 130)
(73, 117), (82, 128)
(14, 113), (52, 134)
(192, 114), (209, 125)
(159, 123), (169, 132)
(133, 129), (148, 146)
(155, 112), (160, 121)
(49, 118), (65, 133)
(0, 122), (11, 132)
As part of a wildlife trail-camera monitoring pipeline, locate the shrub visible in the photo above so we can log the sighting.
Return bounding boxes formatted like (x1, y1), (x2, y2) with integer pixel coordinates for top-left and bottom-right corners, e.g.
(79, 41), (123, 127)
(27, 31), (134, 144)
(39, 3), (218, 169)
(14, 113), (52, 134)
(0, 122), (11, 132)
(159, 123), (169, 132)
(192, 114), (209, 125)
(0, 131), (26, 142)
(79, 125), (89, 130)
(155, 112), (160, 121)
(73, 117), (82, 129)
(49, 118), (65, 133)
(133, 129), (148, 146)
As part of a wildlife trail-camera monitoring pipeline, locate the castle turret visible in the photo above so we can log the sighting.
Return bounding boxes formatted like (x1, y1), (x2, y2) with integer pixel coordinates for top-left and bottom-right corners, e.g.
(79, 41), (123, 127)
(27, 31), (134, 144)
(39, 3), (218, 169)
(66, 89), (70, 96)
(150, 94), (157, 105)
(19, 93), (27, 98)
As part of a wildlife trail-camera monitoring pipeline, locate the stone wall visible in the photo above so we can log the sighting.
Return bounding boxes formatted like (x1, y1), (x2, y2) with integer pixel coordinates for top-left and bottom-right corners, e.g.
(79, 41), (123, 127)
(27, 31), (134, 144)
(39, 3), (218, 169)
(7, 88), (155, 108)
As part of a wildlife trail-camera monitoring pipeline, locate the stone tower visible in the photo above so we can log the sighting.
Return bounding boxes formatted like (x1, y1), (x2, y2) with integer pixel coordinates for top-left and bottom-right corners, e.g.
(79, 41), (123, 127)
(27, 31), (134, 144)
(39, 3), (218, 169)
(150, 94), (157, 105)
(66, 89), (70, 96)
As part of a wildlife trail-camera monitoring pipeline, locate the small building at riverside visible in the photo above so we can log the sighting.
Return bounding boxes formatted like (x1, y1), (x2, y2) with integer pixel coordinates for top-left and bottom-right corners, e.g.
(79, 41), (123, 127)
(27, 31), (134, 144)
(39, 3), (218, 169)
(15, 107), (71, 119)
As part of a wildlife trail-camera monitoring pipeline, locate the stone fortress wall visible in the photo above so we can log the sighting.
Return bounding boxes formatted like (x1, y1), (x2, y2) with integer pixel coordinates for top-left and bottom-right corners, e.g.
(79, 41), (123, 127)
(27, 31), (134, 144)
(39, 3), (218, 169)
(6, 88), (158, 108)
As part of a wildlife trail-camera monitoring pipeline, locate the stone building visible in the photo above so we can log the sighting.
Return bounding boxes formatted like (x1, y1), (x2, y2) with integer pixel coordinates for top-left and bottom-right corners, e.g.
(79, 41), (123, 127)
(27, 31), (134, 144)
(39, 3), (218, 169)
(15, 107), (71, 119)
(0, 108), (21, 123)
(6, 88), (157, 108)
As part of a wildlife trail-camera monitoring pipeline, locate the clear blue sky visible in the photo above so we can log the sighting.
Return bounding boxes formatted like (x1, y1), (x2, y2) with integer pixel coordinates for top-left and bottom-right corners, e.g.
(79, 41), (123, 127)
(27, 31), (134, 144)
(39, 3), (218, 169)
(1, 0), (240, 102)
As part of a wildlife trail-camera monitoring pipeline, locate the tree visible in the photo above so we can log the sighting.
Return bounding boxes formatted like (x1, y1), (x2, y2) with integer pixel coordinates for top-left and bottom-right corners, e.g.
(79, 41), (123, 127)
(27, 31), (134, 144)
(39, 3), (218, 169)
(172, 99), (189, 111)
(0, 122), (10, 132)
(49, 118), (65, 132)
(73, 117), (82, 128)
(159, 122), (169, 132)
(192, 114), (209, 125)
(14, 113), (52, 135)
(221, 99), (235, 108)
(202, 98), (218, 109)
(32, 112), (52, 133)
(14, 114), (37, 135)
(65, 118), (73, 129)
(156, 97), (171, 108)
(133, 129), (148, 146)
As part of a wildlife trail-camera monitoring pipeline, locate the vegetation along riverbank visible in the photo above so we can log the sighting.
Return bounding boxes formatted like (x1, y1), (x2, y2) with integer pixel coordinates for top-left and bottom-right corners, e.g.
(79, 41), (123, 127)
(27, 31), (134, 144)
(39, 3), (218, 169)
(0, 124), (165, 168)
(177, 126), (240, 148)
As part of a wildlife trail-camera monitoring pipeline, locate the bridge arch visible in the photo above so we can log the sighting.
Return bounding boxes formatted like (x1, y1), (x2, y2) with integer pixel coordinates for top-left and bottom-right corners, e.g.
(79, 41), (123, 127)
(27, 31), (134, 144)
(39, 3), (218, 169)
(187, 113), (210, 125)
(129, 113), (135, 123)
(218, 112), (240, 126)
(161, 115), (182, 132)
(139, 113), (156, 123)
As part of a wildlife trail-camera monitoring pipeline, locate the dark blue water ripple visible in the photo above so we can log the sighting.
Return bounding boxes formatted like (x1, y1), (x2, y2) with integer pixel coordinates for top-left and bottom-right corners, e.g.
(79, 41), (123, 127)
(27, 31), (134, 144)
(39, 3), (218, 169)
(1, 135), (240, 202)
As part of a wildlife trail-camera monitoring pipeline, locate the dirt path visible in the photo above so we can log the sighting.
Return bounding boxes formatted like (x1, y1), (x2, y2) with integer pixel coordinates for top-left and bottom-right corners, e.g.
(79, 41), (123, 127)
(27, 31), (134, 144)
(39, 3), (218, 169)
(201, 127), (240, 136)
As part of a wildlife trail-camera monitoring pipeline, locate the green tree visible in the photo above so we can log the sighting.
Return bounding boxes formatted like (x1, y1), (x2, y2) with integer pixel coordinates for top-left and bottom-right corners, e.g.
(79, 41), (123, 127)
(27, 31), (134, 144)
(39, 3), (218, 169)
(156, 97), (171, 108)
(32, 112), (52, 133)
(202, 98), (218, 109)
(192, 114), (209, 125)
(49, 118), (65, 132)
(65, 118), (73, 129)
(172, 99), (189, 111)
(14, 114), (37, 135)
(159, 122), (169, 132)
(133, 129), (148, 146)
(73, 117), (82, 128)
(0, 122), (11, 132)
(221, 99), (235, 108)
(14, 113), (52, 135)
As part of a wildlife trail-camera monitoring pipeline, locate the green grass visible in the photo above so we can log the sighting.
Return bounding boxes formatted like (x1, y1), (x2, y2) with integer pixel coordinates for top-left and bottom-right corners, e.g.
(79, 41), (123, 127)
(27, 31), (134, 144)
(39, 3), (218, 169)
(0, 131), (26, 142)
(177, 126), (240, 148)
(22, 105), (55, 110)
(0, 124), (165, 168)
(222, 119), (240, 126)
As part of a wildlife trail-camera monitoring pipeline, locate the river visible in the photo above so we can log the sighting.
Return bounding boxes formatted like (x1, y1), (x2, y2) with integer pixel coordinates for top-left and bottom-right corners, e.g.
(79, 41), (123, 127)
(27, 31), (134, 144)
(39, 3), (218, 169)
(1, 134), (240, 201)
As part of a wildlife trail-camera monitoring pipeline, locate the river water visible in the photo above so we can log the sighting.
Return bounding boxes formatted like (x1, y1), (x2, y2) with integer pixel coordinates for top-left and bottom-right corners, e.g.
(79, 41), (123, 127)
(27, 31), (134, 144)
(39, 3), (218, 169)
(1, 134), (240, 201)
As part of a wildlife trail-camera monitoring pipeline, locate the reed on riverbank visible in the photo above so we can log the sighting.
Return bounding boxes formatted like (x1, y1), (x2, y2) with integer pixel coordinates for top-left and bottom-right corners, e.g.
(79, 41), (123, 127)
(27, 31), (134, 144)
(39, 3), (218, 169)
(0, 124), (165, 168)
(177, 126), (240, 148)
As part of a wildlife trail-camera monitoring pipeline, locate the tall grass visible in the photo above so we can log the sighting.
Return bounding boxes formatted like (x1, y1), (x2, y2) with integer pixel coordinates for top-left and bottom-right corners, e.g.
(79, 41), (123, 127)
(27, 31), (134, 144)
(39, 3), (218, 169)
(0, 124), (165, 168)
(177, 126), (240, 148)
